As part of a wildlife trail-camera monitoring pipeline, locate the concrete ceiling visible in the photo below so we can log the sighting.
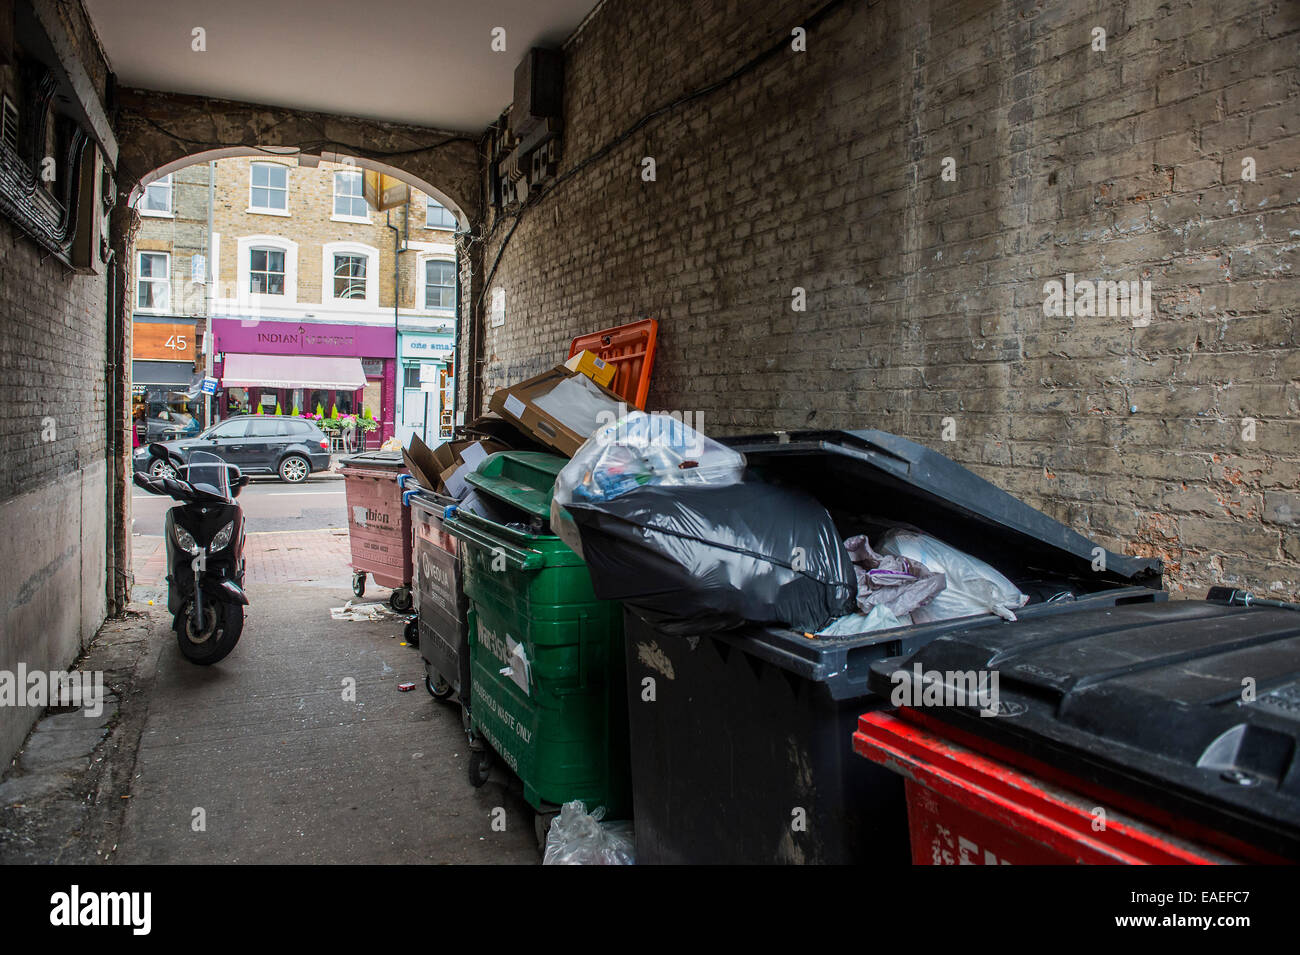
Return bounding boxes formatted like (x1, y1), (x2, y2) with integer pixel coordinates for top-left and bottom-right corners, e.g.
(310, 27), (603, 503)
(83, 0), (599, 132)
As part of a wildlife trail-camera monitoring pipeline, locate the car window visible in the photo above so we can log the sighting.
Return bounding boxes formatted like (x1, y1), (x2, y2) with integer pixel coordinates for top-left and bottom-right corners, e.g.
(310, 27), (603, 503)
(210, 419), (249, 439)
(247, 419), (287, 438)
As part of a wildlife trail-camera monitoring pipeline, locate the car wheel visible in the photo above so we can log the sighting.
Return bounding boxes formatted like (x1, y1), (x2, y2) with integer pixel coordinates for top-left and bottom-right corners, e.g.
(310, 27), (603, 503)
(278, 455), (310, 483)
(149, 458), (177, 479)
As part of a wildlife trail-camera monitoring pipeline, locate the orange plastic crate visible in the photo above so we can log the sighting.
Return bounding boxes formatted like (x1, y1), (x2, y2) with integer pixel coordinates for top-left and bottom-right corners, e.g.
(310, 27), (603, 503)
(568, 319), (659, 410)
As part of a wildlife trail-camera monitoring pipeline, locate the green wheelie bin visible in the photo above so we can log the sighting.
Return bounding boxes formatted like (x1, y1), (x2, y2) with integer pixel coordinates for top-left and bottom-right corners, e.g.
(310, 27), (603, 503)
(441, 451), (631, 845)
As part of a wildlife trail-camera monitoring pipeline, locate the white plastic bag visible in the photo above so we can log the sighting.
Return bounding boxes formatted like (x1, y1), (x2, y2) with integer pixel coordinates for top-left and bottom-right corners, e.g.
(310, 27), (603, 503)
(532, 374), (623, 439)
(877, 529), (1028, 622)
(542, 801), (636, 865)
(551, 411), (746, 555)
(814, 605), (911, 637)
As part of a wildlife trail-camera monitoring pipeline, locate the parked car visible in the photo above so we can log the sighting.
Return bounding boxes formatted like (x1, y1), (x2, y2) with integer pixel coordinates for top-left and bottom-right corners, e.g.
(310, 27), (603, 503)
(133, 415), (332, 484)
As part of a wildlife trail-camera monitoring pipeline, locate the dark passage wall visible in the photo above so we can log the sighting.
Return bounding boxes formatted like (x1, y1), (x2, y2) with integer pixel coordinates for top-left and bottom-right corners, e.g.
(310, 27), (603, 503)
(478, 0), (1300, 598)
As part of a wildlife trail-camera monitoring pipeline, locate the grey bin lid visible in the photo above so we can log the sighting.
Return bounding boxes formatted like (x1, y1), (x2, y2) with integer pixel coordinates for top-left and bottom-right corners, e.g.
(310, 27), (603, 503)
(338, 450), (406, 468)
(720, 429), (1163, 589)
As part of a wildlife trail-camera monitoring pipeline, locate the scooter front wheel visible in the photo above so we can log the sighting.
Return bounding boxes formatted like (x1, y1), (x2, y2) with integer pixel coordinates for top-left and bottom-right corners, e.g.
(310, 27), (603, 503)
(176, 600), (244, 665)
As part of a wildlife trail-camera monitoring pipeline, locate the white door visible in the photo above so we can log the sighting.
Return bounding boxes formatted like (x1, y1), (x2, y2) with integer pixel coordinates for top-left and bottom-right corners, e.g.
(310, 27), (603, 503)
(396, 362), (441, 445)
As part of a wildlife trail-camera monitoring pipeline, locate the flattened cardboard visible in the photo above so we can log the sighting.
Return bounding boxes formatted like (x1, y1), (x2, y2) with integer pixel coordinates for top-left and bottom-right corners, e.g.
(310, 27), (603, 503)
(488, 365), (625, 457)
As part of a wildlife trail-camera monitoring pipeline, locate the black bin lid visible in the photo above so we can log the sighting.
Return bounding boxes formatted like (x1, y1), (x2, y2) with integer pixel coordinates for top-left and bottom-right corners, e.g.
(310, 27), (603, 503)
(866, 599), (1300, 859)
(720, 430), (1163, 589)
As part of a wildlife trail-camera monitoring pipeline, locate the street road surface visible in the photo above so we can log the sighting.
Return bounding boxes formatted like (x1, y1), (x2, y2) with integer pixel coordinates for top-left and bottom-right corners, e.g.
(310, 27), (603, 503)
(131, 477), (347, 536)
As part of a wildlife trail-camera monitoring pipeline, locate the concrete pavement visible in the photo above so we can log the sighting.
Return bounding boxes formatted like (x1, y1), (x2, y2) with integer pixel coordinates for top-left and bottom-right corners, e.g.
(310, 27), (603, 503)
(4, 522), (541, 864)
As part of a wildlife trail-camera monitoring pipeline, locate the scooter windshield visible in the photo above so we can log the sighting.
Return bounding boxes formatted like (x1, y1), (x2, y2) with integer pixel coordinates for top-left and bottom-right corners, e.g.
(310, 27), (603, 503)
(184, 451), (232, 499)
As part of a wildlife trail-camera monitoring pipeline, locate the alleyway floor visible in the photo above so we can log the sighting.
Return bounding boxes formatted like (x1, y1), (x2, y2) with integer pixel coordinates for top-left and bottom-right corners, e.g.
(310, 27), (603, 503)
(0, 527), (538, 864)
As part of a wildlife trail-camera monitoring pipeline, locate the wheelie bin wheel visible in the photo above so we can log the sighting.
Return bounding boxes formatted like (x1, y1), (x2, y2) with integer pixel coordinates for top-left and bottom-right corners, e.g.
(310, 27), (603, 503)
(468, 749), (491, 788)
(352, 572), (366, 598)
(425, 672), (454, 700)
(404, 618), (419, 647)
(389, 587), (413, 612)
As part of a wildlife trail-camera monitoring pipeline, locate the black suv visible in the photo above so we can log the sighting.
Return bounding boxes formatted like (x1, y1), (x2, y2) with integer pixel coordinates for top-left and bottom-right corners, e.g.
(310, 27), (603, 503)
(134, 415), (333, 484)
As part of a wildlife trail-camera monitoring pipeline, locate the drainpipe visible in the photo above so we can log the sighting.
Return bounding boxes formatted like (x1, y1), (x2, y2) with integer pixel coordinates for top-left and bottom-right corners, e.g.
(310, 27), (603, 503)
(386, 210), (404, 446)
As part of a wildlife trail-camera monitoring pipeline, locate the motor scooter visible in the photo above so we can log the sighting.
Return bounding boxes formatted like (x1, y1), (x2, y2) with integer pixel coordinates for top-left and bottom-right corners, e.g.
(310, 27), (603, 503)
(134, 445), (250, 664)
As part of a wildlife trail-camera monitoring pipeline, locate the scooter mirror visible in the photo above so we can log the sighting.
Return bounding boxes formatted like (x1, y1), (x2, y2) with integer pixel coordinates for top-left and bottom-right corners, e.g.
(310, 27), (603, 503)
(231, 473), (251, 497)
(147, 442), (171, 461)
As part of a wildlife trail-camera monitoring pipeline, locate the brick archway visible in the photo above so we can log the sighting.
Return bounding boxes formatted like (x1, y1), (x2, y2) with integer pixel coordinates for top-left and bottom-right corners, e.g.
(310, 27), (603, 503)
(104, 89), (485, 612)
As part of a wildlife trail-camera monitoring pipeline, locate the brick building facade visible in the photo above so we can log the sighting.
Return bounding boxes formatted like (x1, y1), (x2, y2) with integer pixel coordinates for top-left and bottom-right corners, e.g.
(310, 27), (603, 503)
(206, 156), (457, 445)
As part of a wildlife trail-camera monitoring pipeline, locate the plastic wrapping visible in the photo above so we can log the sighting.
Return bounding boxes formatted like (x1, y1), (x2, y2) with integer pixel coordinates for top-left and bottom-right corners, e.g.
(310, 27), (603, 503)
(542, 801), (636, 865)
(563, 481), (857, 634)
(552, 411), (746, 555)
(878, 529), (1028, 622)
(814, 604), (910, 637)
(531, 374), (623, 440)
(843, 534), (946, 617)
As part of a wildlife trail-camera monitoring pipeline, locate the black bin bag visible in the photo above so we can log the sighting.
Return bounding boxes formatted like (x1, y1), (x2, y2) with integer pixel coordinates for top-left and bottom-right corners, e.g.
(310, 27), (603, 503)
(563, 481), (856, 634)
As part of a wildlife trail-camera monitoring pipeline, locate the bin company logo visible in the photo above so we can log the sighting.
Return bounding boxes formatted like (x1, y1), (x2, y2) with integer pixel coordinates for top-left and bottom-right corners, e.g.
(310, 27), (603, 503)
(0, 666), (104, 717)
(889, 664), (1004, 717)
(50, 885), (151, 935)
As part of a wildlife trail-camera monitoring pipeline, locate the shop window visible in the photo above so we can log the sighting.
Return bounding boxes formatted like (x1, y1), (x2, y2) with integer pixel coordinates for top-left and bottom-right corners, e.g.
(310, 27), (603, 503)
(425, 198), (455, 230)
(424, 259), (455, 309)
(333, 170), (368, 220)
(137, 252), (171, 311)
(402, 364), (423, 388)
(250, 248), (286, 294)
(250, 163), (289, 213)
(138, 174), (173, 217)
(333, 254), (367, 299)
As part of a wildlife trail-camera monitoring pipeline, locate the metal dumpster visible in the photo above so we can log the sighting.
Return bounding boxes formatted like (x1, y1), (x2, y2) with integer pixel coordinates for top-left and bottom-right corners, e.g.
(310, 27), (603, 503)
(441, 451), (631, 845)
(339, 450), (413, 611)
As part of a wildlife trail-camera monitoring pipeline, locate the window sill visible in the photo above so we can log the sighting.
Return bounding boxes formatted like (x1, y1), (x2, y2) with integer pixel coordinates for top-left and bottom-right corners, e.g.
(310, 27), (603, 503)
(139, 210), (175, 219)
(331, 214), (371, 225)
(246, 207), (291, 217)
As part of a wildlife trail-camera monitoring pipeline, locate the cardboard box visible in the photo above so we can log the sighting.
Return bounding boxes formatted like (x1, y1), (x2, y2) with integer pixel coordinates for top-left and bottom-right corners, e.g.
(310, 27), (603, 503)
(406, 433), (506, 496)
(488, 365), (625, 457)
(564, 349), (616, 388)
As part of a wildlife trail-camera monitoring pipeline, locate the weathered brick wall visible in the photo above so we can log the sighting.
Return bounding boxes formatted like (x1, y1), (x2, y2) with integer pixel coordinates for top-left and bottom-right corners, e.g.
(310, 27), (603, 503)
(477, 0), (1300, 598)
(0, 211), (110, 763)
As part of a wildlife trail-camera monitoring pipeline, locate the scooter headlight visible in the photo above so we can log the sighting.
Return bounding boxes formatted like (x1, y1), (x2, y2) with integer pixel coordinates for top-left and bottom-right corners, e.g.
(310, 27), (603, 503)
(172, 524), (201, 555)
(210, 520), (235, 553)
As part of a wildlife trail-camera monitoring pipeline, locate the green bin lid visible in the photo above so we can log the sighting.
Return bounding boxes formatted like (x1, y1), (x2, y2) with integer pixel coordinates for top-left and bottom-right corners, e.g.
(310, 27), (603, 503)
(464, 451), (566, 520)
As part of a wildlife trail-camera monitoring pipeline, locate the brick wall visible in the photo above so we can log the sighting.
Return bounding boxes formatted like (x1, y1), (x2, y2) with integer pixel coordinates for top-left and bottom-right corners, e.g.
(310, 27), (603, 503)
(0, 212), (110, 763)
(476, 0), (1300, 598)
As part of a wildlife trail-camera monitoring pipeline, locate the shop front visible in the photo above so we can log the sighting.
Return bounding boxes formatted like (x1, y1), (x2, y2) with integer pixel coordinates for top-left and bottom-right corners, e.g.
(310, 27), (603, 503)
(211, 318), (396, 448)
(131, 318), (203, 442)
(395, 330), (455, 446)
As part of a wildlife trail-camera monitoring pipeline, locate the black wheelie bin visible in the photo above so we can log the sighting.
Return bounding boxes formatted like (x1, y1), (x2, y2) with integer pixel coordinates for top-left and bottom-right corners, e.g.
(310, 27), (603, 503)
(575, 429), (1166, 864)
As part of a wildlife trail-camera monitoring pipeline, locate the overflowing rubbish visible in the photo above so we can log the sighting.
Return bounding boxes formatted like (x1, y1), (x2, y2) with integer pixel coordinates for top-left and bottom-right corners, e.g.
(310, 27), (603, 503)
(843, 534), (946, 618)
(551, 411), (745, 555)
(330, 600), (404, 621)
(564, 480), (856, 634)
(877, 529), (1028, 622)
(542, 801), (636, 865)
(814, 604), (909, 636)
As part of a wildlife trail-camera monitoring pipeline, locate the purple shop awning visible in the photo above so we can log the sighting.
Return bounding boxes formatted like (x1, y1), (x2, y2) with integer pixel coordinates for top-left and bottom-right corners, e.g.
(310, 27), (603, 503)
(220, 353), (367, 390)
